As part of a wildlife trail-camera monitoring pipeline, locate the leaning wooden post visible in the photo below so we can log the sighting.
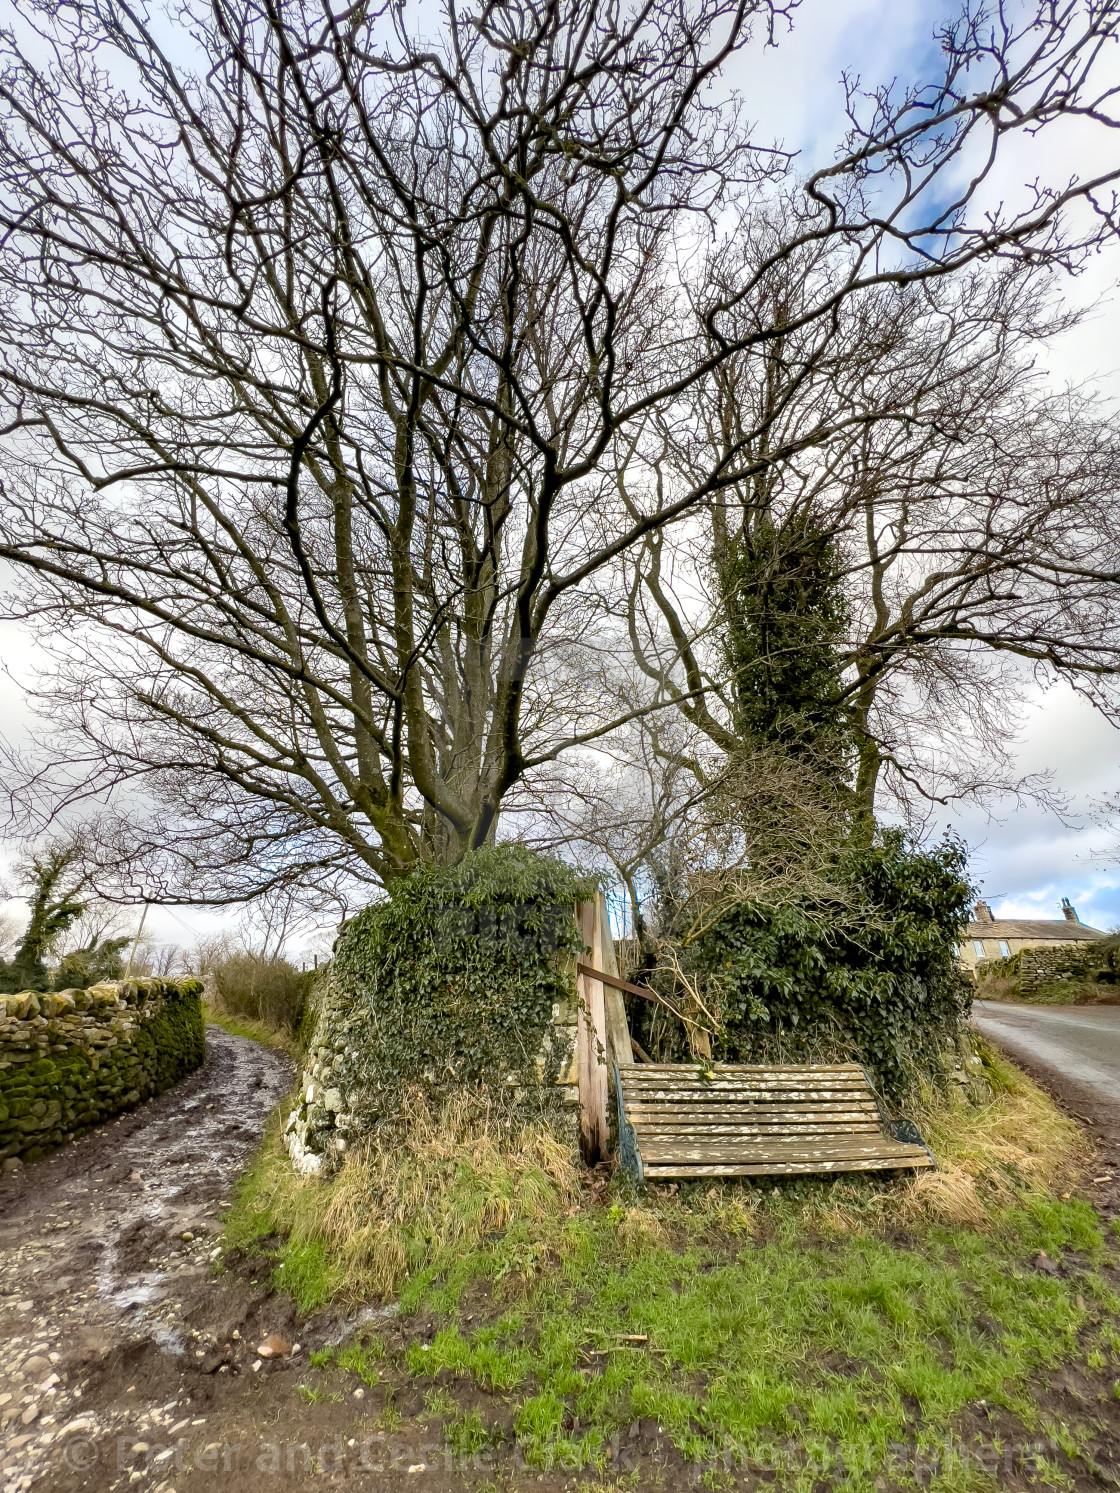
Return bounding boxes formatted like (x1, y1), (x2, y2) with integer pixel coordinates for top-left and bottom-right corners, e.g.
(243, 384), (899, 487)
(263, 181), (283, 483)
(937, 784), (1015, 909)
(574, 899), (609, 1164)
(594, 892), (633, 1067)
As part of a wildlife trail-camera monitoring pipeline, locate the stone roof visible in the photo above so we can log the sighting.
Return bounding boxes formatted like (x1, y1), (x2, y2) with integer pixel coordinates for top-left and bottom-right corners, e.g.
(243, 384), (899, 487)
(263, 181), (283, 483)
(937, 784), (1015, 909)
(965, 919), (1108, 942)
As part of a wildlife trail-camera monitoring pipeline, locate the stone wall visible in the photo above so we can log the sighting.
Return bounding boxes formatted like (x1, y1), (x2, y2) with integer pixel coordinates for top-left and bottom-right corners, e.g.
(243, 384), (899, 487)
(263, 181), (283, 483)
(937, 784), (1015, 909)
(940, 1027), (993, 1106)
(0, 978), (205, 1169)
(285, 1000), (578, 1176)
(977, 941), (1118, 996)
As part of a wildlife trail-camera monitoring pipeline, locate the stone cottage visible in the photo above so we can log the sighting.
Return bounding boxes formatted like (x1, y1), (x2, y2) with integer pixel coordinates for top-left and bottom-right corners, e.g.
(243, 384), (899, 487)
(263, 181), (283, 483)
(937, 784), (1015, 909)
(958, 898), (1108, 974)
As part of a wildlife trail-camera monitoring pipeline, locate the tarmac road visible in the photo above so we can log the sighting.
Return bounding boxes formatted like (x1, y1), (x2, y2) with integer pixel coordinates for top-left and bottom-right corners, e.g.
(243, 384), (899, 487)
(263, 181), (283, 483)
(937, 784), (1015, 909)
(971, 999), (1120, 1183)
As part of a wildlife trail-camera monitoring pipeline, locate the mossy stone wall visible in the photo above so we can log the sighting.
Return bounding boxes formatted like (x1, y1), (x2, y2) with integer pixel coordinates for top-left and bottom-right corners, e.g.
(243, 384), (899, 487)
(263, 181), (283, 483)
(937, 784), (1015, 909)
(0, 978), (204, 1166)
(977, 941), (1117, 996)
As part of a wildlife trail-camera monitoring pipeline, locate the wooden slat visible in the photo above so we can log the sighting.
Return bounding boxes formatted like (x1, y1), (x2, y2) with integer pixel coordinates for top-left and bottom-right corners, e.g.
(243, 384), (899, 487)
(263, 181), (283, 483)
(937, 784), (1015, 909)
(640, 1138), (925, 1163)
(643, 1154), (934, 1178)
(623, 1062), (865, 1074)
(633, 1128), (884, 1140)
(625, 1101), (878, 1117)
(625, 1078), (870, 1087)
(632, 1116), (880, 1128)
(621, 1072), (868, 1086)
(620, 1070), (870, 1085)
(629, 1118), (879, 1132)
(631, 1121), (882, 1137)
(620, 1089), (872, 1107)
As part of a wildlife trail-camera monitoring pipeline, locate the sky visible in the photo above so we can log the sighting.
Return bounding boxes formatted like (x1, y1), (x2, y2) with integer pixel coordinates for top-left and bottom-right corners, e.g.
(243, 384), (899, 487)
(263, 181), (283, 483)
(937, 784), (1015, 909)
(725, 0), (1120, 931)
(1, 0), (1119, 949)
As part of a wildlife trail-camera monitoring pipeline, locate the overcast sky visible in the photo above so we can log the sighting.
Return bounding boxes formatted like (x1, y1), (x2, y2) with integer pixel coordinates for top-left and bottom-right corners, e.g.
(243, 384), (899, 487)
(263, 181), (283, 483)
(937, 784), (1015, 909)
(1, 0), (1119, 950)
(727, 0), (1120, 931)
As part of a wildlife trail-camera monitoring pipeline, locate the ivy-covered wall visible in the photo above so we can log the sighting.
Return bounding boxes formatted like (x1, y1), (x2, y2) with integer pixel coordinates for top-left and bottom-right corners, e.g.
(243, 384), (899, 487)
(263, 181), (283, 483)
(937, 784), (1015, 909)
(0, 978), (204, 1168)
(671, 832), (975, 1103)
(286, 846), (589, 1175)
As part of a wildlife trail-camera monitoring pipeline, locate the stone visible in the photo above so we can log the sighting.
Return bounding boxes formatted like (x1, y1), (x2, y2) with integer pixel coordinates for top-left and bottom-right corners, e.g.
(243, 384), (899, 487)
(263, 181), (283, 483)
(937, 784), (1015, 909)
(2, 1157), (23, 1174)
(21, 1357), (50, 1376)
(20, 1404), (39, 1426)
(256, 1335), (290, 1358)
(58, 1418), (95, 1437)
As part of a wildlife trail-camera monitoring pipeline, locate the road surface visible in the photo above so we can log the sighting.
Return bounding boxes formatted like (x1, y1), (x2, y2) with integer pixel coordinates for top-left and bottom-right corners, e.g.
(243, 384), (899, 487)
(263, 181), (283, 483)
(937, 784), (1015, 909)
(972, 998), (1120, 1163)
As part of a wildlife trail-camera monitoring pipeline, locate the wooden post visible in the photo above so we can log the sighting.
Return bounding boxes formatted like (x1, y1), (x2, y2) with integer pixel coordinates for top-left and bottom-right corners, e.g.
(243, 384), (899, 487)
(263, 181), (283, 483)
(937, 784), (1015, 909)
(575, 899), (609, 1164)
(594, 892), (633, 1067)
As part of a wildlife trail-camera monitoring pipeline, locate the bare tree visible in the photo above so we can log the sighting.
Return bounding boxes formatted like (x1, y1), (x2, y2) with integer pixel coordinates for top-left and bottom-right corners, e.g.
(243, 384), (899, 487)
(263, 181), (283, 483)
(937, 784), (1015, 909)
(625, 246), (1120, 837)
(0, 0), (1117, 902)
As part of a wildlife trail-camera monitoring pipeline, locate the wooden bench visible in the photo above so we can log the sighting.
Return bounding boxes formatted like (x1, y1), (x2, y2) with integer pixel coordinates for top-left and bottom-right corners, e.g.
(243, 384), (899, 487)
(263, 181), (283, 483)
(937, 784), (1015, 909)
(614, 1062), (934, 1182)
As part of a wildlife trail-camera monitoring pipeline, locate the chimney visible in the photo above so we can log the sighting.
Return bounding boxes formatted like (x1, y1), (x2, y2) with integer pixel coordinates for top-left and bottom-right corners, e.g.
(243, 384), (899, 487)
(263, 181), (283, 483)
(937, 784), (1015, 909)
(1061, 898), (1079, 924)
(974, 901), (994, 923)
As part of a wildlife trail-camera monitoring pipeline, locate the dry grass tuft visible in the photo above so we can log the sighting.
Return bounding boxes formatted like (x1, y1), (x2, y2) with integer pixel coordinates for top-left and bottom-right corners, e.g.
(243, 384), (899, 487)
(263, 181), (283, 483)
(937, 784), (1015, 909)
(246, 1091), (581, 1302)
(895, 1039), (1086, 1228)
(617, 1205), (670, 1251)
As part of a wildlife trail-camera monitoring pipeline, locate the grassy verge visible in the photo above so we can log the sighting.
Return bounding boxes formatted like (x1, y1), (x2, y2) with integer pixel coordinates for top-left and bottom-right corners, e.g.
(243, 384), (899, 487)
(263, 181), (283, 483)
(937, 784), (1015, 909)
(203, 999), (300, 1056)
(977, 978), (1119, 1006)
(223, 1048), (1120, 1488)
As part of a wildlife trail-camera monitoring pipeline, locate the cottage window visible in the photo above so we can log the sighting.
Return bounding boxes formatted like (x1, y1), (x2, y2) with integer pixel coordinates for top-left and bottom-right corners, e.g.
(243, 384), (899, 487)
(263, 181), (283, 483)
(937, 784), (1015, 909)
(972, 940), (986, 958)
(998, 940), (1010, 958)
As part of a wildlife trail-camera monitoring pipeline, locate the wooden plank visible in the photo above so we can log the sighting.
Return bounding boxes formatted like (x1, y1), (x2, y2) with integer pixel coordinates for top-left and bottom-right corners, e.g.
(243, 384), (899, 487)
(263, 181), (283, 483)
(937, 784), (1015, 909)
(633, 1122), (884, 1134)
(630, 1120), (879, 1133)
(575, 901), (609, 1165)
(576, 960), (658, 1003)
(630, 1120), (880, 1134)
(592, 894), (633, 1068)
(618, 1074), (872, 1086)
(632, 1119), (879, 1130)
(631, 1115), (880, 1128)
(643, 1154), (933, 1178)
(627, 1098), (884, 1110)
(639, 1134), (931, 1158)
(620, 1080), (871, 1095)
(621, 1076), (868, 1089)
(620, 1088), (873, 1106)
(640, 1140), (927, 1163)
(622, 1062), (865, 1073)
(620, 1070), (870, 1085)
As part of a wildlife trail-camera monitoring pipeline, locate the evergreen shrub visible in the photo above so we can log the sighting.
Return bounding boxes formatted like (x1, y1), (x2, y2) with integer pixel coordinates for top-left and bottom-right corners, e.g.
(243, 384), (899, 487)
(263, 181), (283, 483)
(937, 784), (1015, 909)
(691, 831), (974, 1100)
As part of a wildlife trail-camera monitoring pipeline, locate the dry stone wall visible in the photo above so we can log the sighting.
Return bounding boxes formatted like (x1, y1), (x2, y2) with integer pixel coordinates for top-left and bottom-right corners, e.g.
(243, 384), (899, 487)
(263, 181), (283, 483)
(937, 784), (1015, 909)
(285, 1000), (578, 1176)
(977, 941), (1117, 996)
(0, 977), (204, 1169)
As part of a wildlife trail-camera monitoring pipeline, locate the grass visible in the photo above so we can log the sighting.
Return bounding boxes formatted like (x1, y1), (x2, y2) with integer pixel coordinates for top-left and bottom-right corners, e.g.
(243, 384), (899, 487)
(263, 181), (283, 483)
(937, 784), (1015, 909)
(977, 977), (1119, 1007)
(223, 1046), (1120, 1489)
(224, 1090), (581, 1308)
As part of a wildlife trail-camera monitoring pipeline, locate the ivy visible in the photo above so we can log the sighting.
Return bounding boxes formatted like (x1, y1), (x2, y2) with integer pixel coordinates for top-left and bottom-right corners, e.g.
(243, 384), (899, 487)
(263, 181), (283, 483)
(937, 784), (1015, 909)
(716, 515), (852, 765)
(312, 845), (593, 1133)
(689, 831), (975, 1101)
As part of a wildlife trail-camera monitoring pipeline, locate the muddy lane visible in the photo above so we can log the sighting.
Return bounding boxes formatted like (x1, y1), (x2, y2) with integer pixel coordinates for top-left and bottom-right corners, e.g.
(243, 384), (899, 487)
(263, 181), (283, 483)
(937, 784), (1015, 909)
(0, 1026), (292, 1493)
